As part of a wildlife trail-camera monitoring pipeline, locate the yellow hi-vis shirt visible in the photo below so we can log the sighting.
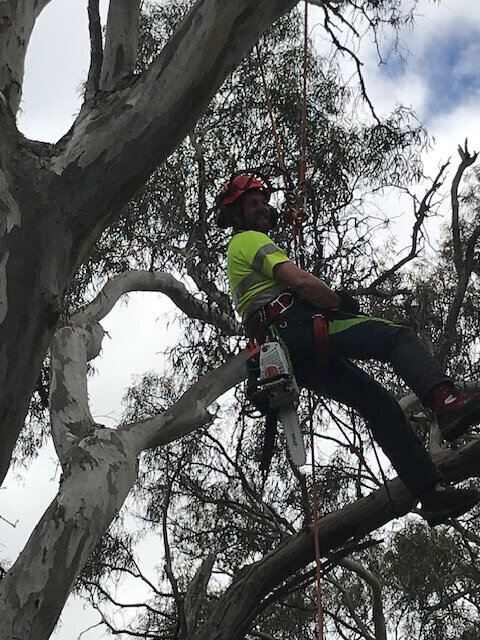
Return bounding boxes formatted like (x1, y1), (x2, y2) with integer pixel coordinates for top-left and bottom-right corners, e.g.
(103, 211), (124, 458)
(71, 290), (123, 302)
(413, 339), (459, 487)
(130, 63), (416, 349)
(227, 230), (291, 322)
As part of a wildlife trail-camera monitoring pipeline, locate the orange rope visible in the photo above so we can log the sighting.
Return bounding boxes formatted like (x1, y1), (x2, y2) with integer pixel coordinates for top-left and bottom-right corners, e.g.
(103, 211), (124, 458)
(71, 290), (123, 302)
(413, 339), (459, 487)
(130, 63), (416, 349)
(293, 0), (310, 266)
(299, 0), (309, 195)
(257, 8), (325, 636)
(255, 44), (286, 174)
(301, 4), (325, 639)
(308, 393), (325, 640)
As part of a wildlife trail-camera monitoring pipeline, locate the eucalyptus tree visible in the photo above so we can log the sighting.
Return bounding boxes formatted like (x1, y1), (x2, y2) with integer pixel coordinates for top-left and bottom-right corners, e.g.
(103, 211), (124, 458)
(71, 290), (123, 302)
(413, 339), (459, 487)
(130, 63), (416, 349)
(1, 1), (478, 639)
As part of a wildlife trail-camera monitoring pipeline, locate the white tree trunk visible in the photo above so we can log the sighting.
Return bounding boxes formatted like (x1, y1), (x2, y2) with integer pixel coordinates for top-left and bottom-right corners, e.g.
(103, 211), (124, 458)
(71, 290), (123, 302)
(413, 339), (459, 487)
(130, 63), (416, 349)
(0, 0), (297, 486)
(0, 428), (138, 640)
(0, 273), (246, 638)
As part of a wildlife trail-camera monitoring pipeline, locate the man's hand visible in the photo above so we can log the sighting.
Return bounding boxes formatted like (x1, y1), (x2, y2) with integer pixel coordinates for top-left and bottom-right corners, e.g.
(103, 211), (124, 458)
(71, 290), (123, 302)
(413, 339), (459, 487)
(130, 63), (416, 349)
(336, 290), (361, 314)
(273, 261), (341, 310)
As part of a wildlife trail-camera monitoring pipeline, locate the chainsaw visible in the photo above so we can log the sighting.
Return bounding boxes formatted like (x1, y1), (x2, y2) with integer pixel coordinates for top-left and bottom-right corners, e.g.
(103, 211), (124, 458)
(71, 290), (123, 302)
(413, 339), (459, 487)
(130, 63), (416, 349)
(246, 340), (306, 468)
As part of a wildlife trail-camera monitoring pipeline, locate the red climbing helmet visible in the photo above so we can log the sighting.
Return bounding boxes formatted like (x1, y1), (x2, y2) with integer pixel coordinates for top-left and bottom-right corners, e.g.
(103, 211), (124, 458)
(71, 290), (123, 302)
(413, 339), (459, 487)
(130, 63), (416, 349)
(217, 174), (271, 207)
(215, 172), (279, 229)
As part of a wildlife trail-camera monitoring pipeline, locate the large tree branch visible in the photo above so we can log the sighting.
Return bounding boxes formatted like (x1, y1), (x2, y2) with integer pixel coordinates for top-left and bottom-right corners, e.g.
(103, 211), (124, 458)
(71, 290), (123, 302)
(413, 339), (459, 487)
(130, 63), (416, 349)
(193, 439), (480, 640)
(99, 0), (141, 91)
(73, 270), (240, 335)
(121, 352), (246, 454)
(0, 0), (53, 115)
(51, 269), (241, 464)
(49, 322), (104, 466)
(49, 0), (297, 238)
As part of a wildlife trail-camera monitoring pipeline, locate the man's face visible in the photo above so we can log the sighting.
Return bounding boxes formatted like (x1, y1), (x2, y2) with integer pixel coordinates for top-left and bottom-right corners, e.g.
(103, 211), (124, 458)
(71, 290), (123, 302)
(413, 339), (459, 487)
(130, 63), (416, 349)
(241, 190), (271, 232)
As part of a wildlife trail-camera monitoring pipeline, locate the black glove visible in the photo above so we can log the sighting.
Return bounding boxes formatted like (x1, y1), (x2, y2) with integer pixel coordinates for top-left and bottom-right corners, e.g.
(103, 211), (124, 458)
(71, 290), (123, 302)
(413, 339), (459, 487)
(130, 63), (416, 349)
(336, 290), (361, 314)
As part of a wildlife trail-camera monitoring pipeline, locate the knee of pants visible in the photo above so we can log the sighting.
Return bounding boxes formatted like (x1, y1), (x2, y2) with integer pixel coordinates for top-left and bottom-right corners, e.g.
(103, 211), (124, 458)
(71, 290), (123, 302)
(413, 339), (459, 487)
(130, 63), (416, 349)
(385, 324), (418, 353)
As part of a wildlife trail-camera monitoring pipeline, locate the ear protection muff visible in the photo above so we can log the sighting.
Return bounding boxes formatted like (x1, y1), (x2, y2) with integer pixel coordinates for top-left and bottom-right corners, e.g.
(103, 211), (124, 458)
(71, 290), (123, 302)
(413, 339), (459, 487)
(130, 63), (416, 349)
(216, 203), (279, 230)
(216, 205), (231, 229)
(268, 205), (279, 229)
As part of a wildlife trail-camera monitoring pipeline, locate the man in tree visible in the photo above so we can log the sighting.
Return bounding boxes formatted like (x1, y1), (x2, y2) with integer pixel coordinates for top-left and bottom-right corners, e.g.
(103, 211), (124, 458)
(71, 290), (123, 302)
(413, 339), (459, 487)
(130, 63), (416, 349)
(217, 174), (480, 526)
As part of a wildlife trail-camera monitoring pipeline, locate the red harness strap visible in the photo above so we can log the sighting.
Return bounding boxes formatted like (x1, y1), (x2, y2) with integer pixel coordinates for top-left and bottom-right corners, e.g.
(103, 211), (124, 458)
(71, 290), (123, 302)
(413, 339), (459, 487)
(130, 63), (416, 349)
(307, 314), (330, 392)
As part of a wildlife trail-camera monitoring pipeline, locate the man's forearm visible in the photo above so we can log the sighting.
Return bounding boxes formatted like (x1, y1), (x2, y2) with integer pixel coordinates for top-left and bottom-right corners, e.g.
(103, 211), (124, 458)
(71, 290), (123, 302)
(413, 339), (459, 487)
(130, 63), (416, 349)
(273, 261), (340, 309)
(292, 272), (340, 309)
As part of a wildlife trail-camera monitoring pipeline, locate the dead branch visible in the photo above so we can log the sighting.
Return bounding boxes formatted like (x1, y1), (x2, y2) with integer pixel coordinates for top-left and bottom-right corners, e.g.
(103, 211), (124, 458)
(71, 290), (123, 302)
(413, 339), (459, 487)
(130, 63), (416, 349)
(364, 162), (449, 293)
(451, 140), (478, 277)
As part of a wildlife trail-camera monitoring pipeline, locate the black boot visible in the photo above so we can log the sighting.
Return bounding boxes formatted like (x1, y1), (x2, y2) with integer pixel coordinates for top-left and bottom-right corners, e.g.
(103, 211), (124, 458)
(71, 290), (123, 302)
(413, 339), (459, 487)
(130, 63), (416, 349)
(433, 385), (480, 441)
(419, 482), (480, 526)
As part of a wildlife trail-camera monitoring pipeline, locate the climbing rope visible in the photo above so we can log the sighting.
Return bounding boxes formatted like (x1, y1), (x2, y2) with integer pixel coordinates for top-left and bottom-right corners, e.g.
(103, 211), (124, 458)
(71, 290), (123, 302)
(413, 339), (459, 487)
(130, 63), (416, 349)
(300, 5), (325, 639)
(255, 44), (286, 174)
(257, 4), (325, 639)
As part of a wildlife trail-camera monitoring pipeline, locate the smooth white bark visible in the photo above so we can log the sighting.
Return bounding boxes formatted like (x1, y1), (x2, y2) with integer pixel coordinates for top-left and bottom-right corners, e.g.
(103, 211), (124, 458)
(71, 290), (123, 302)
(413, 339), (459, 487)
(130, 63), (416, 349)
(0, 269), (246, 637)
(50, 323), (104, 465)
(74, 270), (240, 334)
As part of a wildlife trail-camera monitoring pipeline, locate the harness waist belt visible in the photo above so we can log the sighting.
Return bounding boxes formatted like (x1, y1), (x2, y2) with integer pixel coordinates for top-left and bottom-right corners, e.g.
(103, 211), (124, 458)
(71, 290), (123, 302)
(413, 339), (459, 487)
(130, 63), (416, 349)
(245, 292), (294, 339)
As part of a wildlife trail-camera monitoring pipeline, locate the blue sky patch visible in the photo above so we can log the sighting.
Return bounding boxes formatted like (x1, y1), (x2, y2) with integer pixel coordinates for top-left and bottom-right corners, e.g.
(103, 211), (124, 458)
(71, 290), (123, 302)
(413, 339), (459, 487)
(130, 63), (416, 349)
(379, 30), (480, 119)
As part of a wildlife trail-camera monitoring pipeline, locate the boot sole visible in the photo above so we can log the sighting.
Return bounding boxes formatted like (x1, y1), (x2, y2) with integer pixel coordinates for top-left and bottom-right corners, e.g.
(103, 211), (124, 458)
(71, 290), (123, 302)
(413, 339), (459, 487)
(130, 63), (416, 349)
(423, 495), (480, 527)
(439, 402), (480, 442)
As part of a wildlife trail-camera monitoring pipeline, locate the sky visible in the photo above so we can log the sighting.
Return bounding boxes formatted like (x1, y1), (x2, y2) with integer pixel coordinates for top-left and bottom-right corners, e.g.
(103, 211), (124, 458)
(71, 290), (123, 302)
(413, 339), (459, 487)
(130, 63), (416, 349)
(2, 0), (480, 638)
